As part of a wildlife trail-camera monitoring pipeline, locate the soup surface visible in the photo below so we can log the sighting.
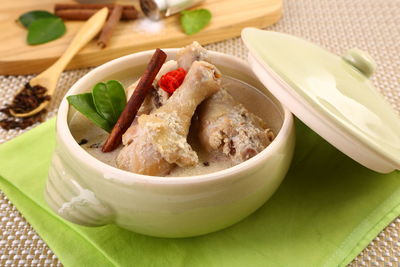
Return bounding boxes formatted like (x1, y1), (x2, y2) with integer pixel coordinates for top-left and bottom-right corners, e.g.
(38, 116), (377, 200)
(69, 76), (280, 177)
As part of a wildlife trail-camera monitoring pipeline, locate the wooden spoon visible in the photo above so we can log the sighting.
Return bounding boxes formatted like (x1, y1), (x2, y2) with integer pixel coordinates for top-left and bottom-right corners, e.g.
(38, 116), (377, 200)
(10, 7), (109, 118)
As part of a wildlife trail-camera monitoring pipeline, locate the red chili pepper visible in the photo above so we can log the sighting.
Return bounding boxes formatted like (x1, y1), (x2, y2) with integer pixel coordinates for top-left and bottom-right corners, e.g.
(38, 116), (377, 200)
(158, 68), (187, 94)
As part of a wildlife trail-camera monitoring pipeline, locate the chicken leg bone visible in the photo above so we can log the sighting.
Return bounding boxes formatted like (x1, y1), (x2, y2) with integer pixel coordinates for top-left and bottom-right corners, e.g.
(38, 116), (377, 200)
(117, 61), (221, 176)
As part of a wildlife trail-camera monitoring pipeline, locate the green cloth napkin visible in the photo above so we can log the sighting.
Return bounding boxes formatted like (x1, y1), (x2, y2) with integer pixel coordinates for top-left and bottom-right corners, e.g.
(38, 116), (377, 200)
(0, 118), (399, 267)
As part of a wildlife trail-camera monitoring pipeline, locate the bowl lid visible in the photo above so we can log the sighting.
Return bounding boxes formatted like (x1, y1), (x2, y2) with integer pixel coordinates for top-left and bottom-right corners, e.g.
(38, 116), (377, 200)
(241, 28), (400, 173)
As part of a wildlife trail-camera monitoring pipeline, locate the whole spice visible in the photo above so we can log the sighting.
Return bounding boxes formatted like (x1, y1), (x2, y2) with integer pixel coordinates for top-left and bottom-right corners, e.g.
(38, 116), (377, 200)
(54, 4), (138, 21)
(89, 142), (101, 149)
(0, 83), (50, 130)
(97, 4), (123, 48)
(0, 109), (46, 130)
(55, 8), (137, 21)
(102, 48), (167, 152)
(7, 83), (50, 114)
(158, 67), (187, 94)
(78, 138), (88, 145)
(54, 3), (135, 11)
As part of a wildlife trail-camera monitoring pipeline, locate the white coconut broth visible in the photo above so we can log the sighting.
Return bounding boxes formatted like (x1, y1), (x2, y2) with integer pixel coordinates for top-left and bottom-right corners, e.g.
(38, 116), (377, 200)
(68, 69), (283, 177)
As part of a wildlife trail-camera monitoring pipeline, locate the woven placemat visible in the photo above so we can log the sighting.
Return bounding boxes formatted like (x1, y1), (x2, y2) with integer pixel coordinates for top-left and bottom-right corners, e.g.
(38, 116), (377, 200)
(1, 0), (399, 265)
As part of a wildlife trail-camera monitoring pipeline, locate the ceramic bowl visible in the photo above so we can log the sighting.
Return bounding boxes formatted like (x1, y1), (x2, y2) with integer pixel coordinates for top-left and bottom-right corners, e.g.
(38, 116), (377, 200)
(45, 49), (295, 238)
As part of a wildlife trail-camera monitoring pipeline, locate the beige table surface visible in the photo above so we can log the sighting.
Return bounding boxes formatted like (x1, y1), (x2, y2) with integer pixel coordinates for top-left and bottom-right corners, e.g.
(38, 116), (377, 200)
(1, 0), (400, 266)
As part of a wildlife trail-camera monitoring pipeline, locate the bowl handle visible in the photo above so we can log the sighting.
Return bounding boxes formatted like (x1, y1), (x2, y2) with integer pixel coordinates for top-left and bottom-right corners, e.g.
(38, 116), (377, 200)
(45, 150), (114, 226)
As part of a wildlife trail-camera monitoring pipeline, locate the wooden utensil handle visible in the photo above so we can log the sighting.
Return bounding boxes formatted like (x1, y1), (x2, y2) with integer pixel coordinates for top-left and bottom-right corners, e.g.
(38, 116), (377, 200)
(55, 8), (109, 72)
(30, 8), (109, 91)
(29, 7), (108, 88)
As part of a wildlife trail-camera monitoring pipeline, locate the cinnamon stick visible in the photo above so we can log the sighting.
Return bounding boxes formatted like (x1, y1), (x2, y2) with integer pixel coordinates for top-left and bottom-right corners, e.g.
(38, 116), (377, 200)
(54, 3), (136, 11)
(102, 49), (167, 152)
(55, 9), (138, 21)
(97, 5), (123, 48)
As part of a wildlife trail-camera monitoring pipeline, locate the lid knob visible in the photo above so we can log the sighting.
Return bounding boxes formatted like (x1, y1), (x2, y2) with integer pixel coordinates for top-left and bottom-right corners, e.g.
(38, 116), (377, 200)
(342, 49), (376, 78)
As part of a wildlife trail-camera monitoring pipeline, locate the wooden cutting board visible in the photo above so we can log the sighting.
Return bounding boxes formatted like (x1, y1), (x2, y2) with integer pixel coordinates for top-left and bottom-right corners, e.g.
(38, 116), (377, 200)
(0, 0), (282, 75)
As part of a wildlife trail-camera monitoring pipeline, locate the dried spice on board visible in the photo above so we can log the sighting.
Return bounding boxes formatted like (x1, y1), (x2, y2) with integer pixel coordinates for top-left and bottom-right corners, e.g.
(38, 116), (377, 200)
(0, 83), (50, 130)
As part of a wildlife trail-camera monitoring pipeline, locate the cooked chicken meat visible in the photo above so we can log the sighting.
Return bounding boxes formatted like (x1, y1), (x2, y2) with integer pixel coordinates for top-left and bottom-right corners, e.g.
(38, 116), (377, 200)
(197, 88), (273, 163)
(177, 41), (210, 71)
(125, 60), (177, 113)
(117, 42), (273, 176)
(117, 61), (221, 176)
(124, 42), (210, 118)
(122, 60), (177, 145)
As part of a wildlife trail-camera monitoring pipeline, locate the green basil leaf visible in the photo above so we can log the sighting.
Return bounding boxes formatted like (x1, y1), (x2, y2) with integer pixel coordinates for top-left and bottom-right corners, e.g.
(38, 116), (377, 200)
(67, 93), (112, 133)
(180, 9), (212, 35)
(92, 80), (127, 125)
(18, 10), (58, 28)
(27, 17), (66, 45)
